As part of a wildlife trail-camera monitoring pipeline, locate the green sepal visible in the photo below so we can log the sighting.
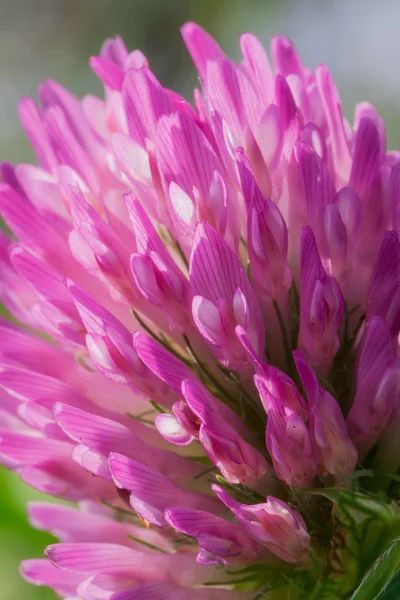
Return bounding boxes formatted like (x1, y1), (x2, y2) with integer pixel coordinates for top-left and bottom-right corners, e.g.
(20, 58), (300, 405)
(302, 489), (400, 598)
(349, 538), (400, 600)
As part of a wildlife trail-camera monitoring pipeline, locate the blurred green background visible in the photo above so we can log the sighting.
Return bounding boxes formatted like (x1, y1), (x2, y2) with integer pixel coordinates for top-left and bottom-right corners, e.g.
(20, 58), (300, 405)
(1, 0), (400, 598)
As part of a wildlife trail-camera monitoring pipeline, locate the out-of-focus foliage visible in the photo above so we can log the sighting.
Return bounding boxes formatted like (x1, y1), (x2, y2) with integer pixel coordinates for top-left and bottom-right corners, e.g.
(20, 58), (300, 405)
(0, 0), (275, 164)
(0, 467), (57, 600)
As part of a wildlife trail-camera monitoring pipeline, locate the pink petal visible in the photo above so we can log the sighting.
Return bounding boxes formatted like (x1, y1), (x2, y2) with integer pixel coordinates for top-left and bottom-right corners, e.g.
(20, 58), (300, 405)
(46, 542), (138, 574)
(181, 22), (225, 82)
(18, 98), (58, 171)
(123, 67), (174, 145)
(271, 36), (304, 78)
(240, 33), (273, 105)
(109, 453), (220, 526)
(90, 56), (124, 91)
(350, 117), (381, 200)
(21, 559), (85, 595)
(133, 332), (193, 394)
(207, 58), (245, 141)
(315, 65), (351, 183)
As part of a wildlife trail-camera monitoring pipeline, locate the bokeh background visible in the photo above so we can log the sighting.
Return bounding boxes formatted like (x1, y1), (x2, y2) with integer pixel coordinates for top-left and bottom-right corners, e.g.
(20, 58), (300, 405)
(1, 0), (400, 598)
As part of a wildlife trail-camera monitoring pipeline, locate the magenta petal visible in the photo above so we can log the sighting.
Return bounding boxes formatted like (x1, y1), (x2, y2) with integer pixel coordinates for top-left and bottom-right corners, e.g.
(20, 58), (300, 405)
(350, 117), (382, 200)
(123, 67), (174, 145)
(90, 56), (124, 90)
(109, 452), (221, 526)
(20, 559), (85, 596)
(367, 231), (400, 333)
(181, 22), (225, 82)
(45, 542), (141, 574)
(190, 221), (264, 369)
(347, 317), (400, 454)
(315, 64), (351, 183)
(240, 33), (273, 105)
(165, 506), (261, 565)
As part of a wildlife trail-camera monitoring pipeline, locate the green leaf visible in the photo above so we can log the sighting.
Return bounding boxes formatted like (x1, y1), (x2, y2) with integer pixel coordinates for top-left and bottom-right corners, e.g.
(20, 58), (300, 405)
(341, 470), (374, 485)
(350, 538), (400, 599)
(302, 488), (394, 524)
(375, 569), (400, 599)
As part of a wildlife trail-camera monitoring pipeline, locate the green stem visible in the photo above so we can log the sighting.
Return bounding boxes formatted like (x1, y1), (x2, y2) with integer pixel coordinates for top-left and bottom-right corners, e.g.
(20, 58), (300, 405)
(168, 229), (189, 271)
(128, 534), (168, 553)
(126, 411), (155, 426)
(183, 334), (236, 405)
(131, 309), (191, 365)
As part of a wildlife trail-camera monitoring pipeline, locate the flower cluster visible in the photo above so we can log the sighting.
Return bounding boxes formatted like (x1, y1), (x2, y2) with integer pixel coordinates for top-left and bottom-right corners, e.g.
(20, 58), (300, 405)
(1, 21), (400, 599)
